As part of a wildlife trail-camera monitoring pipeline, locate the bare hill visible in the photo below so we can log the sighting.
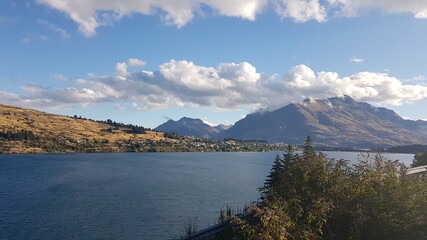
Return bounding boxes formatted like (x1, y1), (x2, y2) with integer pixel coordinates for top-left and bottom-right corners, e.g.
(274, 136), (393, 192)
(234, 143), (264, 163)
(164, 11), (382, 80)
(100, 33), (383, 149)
(0, 104), (169, 153)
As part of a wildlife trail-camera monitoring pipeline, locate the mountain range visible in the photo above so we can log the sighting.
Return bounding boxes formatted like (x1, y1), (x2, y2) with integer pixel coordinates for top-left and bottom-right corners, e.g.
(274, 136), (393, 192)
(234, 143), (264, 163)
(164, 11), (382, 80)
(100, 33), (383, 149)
(155, 117), (231, 138)
(155, 96), (427, 148)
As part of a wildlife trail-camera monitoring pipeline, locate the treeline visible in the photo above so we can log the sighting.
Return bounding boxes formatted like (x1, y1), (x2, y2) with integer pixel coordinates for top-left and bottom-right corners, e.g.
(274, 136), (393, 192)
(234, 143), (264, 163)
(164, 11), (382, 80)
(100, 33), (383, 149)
(98, 119), (147, 134)
(387, 144), (427, 153)
(163, 132), (185, 140)
(70, 115), (148, 134)
(413, 152), (427, 167)
(212, 137), (427, 240)
(0, 130), (38, 141)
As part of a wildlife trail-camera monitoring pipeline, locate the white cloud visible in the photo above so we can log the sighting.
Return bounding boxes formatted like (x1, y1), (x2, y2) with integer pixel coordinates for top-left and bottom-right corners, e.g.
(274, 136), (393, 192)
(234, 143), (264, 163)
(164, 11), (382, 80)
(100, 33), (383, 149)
(0, 90), (63, 109)
(35, 0), (268, 37)
(127, 58), (147, 67)
(36, 0), (427, 37)
(411, 75), (425, 81)
(350, 57), (364, 63)
(275, 0), (327, 23)
(3, 60), (427, 111)
(328, 0), (427, 19)
(37, 19), (70, 39)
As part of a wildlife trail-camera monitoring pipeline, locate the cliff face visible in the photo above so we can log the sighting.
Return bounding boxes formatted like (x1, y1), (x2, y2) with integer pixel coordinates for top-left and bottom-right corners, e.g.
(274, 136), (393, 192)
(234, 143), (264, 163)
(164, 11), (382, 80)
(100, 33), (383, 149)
(218, 96), (427, 148)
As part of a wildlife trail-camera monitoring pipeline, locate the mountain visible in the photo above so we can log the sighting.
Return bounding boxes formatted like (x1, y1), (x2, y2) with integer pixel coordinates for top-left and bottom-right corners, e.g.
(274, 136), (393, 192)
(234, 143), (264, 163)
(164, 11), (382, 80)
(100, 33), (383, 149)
(214, 124), (232, 132)
(218, 96), (427, 148)
(154, 117), (229, 138)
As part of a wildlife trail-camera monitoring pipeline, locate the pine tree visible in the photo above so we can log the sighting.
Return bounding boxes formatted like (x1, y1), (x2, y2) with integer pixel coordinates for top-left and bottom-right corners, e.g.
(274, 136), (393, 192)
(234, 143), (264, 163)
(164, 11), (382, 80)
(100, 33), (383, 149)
(260, 154), (284, 200)
(303, 136), (315, 159)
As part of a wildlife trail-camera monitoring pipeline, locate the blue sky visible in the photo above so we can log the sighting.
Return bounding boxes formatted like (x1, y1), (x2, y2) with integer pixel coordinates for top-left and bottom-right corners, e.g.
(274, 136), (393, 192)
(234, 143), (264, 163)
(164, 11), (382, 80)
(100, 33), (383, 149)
(1, 0), (427, 128)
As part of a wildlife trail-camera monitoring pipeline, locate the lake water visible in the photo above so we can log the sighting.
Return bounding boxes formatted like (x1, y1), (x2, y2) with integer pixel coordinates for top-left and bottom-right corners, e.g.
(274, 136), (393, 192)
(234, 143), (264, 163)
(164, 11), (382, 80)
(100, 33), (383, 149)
(0, 151), (414, 239)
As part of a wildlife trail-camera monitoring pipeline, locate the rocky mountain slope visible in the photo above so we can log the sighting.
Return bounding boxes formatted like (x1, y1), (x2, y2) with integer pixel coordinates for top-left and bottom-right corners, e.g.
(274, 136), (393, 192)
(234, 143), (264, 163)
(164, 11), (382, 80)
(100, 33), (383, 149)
(218, 96), (427, 148)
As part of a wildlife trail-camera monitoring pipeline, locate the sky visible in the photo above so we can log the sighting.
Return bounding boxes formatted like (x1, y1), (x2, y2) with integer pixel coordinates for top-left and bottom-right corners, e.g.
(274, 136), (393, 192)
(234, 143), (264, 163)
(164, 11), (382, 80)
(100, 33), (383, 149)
(1, 0), (427, 129)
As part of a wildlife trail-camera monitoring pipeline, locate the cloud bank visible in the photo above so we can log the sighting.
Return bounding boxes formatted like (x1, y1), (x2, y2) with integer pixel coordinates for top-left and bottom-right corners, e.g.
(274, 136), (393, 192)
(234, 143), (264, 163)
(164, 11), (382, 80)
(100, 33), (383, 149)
(36, 0), (427, 37)
(2, 59), (427, 111)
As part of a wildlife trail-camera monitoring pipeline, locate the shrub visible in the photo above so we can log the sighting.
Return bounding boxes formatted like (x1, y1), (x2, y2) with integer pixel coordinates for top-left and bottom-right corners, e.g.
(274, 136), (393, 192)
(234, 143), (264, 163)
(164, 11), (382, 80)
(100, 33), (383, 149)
(229, 138), (427, 240)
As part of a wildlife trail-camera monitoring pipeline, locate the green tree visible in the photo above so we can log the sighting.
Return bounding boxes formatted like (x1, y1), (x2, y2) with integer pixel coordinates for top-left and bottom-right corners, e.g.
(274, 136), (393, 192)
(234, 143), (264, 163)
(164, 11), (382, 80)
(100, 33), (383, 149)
(412, 152), (427, 167)
(302, 135), (315, 159)
(228, 138), (427, 240)
(260, 154), (284, 200)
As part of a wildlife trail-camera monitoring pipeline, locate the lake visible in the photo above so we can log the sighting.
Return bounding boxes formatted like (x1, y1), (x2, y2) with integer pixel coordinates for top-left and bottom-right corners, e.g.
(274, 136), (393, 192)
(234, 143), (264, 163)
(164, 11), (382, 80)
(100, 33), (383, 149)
(0, 151), (414, 239)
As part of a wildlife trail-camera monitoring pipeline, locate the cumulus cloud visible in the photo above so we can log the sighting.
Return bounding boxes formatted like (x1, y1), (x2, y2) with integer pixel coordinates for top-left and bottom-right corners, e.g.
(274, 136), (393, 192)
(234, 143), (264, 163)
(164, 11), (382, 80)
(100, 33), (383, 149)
(2, 59), (427, 111)
(350, 57), (364, 63)
(283, 67), (427, 106)
(35, 0), (268, 37)
(275, 0), (327, 23)
(36, 0), (427, 37)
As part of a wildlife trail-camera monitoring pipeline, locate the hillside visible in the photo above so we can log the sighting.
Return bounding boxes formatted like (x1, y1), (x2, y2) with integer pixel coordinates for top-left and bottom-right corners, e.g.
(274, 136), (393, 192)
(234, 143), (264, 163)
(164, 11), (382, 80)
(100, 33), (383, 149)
(218, 96), (427, 148)
(0, 104), (287, 154)
(0, 104), (171, 153)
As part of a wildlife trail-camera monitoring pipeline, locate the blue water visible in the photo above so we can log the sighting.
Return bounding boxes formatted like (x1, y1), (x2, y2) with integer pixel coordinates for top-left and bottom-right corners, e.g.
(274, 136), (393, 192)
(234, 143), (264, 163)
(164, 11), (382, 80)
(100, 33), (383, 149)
(0, 151), (414, 239)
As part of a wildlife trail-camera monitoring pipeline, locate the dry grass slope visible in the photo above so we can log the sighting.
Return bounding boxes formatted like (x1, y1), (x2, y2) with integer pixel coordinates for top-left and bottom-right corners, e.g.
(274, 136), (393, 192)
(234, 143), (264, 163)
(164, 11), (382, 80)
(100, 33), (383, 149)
(0, 104), (174, 153)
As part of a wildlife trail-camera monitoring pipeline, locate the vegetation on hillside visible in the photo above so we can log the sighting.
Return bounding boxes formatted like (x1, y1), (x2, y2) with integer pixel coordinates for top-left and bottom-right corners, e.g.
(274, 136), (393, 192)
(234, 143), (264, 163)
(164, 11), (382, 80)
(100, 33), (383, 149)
(0, 104), (290, 154)
(412, 152), (427, 167)
(212, 137), (427, 240)
(0, 129), (38, 141)
(387, 144), (427, 154)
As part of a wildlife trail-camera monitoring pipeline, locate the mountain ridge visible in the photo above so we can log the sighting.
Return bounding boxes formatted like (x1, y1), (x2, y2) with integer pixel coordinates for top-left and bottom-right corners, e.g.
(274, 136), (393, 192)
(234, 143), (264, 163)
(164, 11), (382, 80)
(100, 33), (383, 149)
(218, 96), (427, 148)
(154, 117), (231, 138)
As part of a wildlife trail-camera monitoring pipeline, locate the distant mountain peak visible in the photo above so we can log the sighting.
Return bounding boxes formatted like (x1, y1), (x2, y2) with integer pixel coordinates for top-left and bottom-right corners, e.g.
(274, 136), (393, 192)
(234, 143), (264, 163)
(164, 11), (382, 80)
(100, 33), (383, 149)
(218, 95), (427, 148)
(155, 117), (229, 138)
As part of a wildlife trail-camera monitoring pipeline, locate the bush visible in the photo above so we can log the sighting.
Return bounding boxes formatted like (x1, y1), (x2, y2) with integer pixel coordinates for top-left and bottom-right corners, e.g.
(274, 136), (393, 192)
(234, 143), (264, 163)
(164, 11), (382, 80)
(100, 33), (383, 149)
(412, 152), (427, 167)
(228, 137), (427, 240)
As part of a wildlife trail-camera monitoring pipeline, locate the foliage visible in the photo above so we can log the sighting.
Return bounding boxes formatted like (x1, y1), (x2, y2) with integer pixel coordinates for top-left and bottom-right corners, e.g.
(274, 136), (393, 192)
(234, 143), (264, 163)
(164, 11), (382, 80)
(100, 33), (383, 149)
(0, 130), (38, 141)
(170, 221), (198, 240)
(98, 119), (147, 134)
(412, 152), (427, 167)
(387, 144), (427, 154)
(227, 138), (427, 240)
(163, 132), (185, 140)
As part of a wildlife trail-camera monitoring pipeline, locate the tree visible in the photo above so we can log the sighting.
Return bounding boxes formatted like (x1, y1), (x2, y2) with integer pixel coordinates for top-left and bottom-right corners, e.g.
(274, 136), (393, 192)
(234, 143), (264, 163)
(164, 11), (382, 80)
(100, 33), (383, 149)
(260, 154), (284, 200)
(229, 138), (427, 240)
(412, 152), (427, 167)
(303, 135), (315, 159)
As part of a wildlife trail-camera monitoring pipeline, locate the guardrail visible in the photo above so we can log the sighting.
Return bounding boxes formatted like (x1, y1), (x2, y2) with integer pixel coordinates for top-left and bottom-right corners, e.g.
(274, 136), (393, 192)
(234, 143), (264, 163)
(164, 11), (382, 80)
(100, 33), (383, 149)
(179, 212), (251, 240)
(407, 165), (427, 175)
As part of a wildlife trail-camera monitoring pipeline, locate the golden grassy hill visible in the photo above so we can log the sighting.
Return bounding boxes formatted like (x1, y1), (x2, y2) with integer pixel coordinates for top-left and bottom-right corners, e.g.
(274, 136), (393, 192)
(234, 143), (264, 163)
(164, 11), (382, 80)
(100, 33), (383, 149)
(0, 104), (173, 148)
